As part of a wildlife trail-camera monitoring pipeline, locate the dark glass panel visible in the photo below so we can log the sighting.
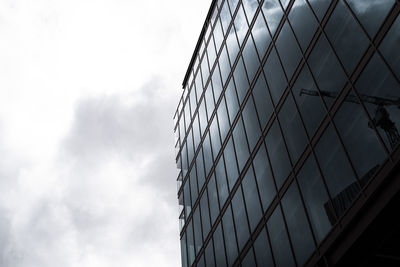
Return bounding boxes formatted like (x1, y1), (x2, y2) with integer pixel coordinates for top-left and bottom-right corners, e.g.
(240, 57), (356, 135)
(190, 167), (198, 205)
(226, 26), (240, 63)
(193, 115), (201, 151)
(187, 220), (196, 265)
(234, 57), (250, 104)
(222, 206), (239, 266)
(242, 37), (260, 82)
(276, 21), (302, 80)
(315, 124), (359, 221)
(217, 97), (230, 142)
(181, 234), (188, 267)
(242, 168), (263, 231)
(263, 47), (288, 104)
(282, 182), (315, 266)
(216, 157), (229, 206)
(278, 93), (308, 164)
(333, 91), (387, 184)
(182, 142), (189, 177)
(297, 154), (331, 243)
(225, 77), (240, 124)
(347, 0), (394, 38)
(308, 0), (330, 21)
(292, 65), (326, 136)
(210, 114), (221, 159)
(199, 98), (208, 137)
(214, 19), (224, 52)
(252, 73), (273, 129)
(325, 0), (369, 74)
(307, 35), (347, 107)
(220, 0), (232, 35)
(205, 239), (216, 267)
(267, 205), (296, 267)
(233, 117), (250, 171)
(197, 148), (206, 189)
(224, 136), (239, 190)
(187, 129), (195, 165)
(254, 228), (274, 267)
(203, 132), (214, 176)
(265, 120), (291, 189)
(354, 53), (400, 151)
(219, 45), (231, 85)
(208, 174), (220, 225)
(200, 190), (211, 240)
(289, 0), (318, 51)
(232, 186), (250, 251)
(262, 0), (284, 36)
(243, 96), (261, 150)
(379, 15), (400, 81)
(234, 4), (249, 46)
(241, 248), (256, 267)
(242, 0), (258, 23)
(193, 206), (203, 254)
(184, 178), (192, 219)
(213, 223), (228, 267)
(205, 82), (215, 121)
(253, 144), (276, 211)
(198, 254), (205, 267)
(252, 10), (272, 59)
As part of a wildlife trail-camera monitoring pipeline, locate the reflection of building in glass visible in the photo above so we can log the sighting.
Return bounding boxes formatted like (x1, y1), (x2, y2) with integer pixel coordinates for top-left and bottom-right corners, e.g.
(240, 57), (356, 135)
(173, 0), (400, 266)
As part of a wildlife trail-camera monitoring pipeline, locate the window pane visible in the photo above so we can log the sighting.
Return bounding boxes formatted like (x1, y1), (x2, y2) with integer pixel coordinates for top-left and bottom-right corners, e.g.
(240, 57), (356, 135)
(197, 149), (206, 189)
(243, 96), (261, 150)
(243, 37), (260, 82)
(234, 4), (249, 46)
(325, 0), (369, 74)
(217, 97), (230, 142)
(220, 0), (232, 35)
(190, 167), (198, 205)
(226, 26), (240, 63)
(216, 157), (229, 206)
(184, 178), (192, 218)
(199, 98), (208, 136)
(242, 0), (258, 22)
(252, 73), (273, 129)
(212, 66), (223, 102)
(263, 47), (288, 104)
(210, 115), (221, 159)
(219, 45), (231, 85)
(233, 117), (250, 171)
(222, 206), (239, 266)
(203, 132), (214, 176)
(205, 239), (216, 267)
(379, 15), (400, 81)
(193, 206), (203, 254)
(276, 21), (302, 80)
(315, 124), (359, 223)
(234, 57), (250, 104)
(308, 0), (330, 21)
(254, 228), (274, 267)
(241, 248), (256, 267)
(265, 120), (291, 189)
(282, 182), (315, 266)
(354, 53), (400, 151)
(224, 136), (239, 190)
(253, 144), (276, 211)
(289, 0), (318, 51)
(267, 205), (296, 267)
(242, 168), (263, 231)
(232, 186), (250, 251)
(213, 223), (228, 267)
(297, 154), (331, 243)
(181, 234), (188, 267)
(214, 19), (224, 53)
(252, 11), (271, 59)
(225, 77), (240, 124)
(207, 37), (217, 69)
(201, 52), (210, 86)
(200, 190), (211, 240)
(205, 83), (215, 121)
(187, 220), (195, 265)
(262, 0), (284, 37)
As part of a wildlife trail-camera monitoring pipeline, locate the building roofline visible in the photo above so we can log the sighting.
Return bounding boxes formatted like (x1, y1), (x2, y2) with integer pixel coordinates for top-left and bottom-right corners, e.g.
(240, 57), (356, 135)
(182, 0), (217, 89)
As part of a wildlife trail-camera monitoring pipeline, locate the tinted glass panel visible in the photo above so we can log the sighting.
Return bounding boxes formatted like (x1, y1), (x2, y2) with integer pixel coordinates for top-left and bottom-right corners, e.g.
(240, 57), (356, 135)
(242, 0), (258, 22)
(222, 206), (239, 266)
(181, 234), (188, 267)
(252, 73), (274, 129)
(233, 117), (250, 171)
(226, 26), (240, 63)
(234, 57), (250, 104)
(213, 223), (228, 267)
(243, 37), (259, 82)
(208, 174), (220, 224)
(216, 157), (229, 206)
(241, 248), (256, 267)
(225, 77), (240, 124)
(214, 19), (224, 52)
(210, 115), (221, 159)
(193, 206), (203, 254)
(235, 4), (249, 45)
(254, 228), (274, 267)
(224, 136), (239, 190)
(263, 47), (288, 104)
(242, 168), (263, 231)
(200, 190), (211, 240)
(379, 15), (400, 81)
(205, 240), (216, 267)
(243, 96), (261, 150)
(187, 220), (195, 265)
(203, 132), (214, 175)
(217, 97), (230, 142)
(262, 0), (284, 36)
(219, 45), (231, 85)
(197, 149), (206, 189)
(232, 186), (250, 251)
(308, 0), (330, 21)
(252, 11), (271, 59)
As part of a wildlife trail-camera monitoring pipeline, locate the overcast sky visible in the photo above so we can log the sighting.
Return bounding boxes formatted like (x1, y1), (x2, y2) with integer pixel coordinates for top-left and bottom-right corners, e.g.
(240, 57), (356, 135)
(0, 0), (210, 266)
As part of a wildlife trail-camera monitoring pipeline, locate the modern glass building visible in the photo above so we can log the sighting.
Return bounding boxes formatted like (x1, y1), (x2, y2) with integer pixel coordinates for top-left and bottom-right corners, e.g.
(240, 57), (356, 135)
(173, 0), (400, 266)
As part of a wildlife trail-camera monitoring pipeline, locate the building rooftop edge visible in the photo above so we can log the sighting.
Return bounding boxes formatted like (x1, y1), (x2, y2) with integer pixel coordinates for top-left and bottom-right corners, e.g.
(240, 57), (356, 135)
(182, 0), (217, 89)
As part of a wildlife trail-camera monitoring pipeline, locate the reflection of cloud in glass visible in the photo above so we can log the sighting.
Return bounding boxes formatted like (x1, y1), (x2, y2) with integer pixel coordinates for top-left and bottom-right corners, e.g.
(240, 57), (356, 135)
(262, 0), (283, 36)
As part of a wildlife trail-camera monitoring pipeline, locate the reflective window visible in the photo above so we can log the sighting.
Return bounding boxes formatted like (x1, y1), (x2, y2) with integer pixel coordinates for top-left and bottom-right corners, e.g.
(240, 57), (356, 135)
(207, 37), (217, 70)
(191, 84), (198, 116)
(222, 206), (239, 266)
(228, 0), (239, 14)
(219, 45), (231, 85)
(262, 0), (284, 37)
(297, 154), (331, 243)
(233, 57), (250, 104)
(226, 26), (240, 63)
(190, 167), (198, 206)
(225, 77), (240, 124)
(355, 53), (400, 151)
(278, 93), (308, 164)
(241, 248), (256, 267)
(253, 144), (276, 211)
(203, 132), (214, 175)
(234, 4), (249, 46)
(308, 0), (330, 21)
(205, 239), (216, 267)
(212, 65), (223, 102)
(205, 83), (215, 121)
(184, 178), (192, 218)
(200, 190), (211, 240)
(254, 227), (274, 267)
(276, 21), (302, 80)
(224, 136), (239, 190)
(267, 205), (296, 267)
(242, 168), (263, 231)
(196, 149), (206, 189)
(265, 120), (291, 189)
(216, 157), (229, 206)
(325, 0), (369, 74)
(263, 47), (288, 104)
(232, 186), (250, 251)
(292, 65), (326, 137)
(198, 98), (208, 136)
(220, 1), (232, 35)
(242, 36), (260, 82)
(193, 115), (201, 151)
(252, 73), (273, 129)
(193, 206), (203, 254)
(242, 0), (258, 23)
(210, 114), (221, 159)
(379, 15), (400, 82)
(181, 234), (188, 267)
(233, 117), (250, 171)
(213, 223), (228, 267)
(289, 0), (318, 51)
(333, 90), (387, 184)
(187, 129), (195, 165)
(217, 97), (230, 142)
(208, 174), (220, 224)
(315, 124), (359, 222)
(214, 19), (224, 53)
(282, 182), (315, 266)
(347, 0), (395, 38)
(243, 96), (261, 150)
(187, 220), (195, 265)
(252, 10), (271, 59)
(307, 35), (347, 107)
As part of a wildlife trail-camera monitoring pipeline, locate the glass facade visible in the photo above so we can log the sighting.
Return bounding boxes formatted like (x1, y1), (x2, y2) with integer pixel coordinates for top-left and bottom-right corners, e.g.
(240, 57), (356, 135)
(174, 0), (400, 266)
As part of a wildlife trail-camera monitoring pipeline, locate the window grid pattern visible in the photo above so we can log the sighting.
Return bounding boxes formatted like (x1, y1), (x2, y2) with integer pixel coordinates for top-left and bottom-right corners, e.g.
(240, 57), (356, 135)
(174, 0), (400, 266)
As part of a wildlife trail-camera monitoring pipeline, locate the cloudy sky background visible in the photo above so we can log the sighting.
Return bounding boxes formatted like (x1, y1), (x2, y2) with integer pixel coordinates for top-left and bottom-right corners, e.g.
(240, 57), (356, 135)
(0, 0), (210, 266)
